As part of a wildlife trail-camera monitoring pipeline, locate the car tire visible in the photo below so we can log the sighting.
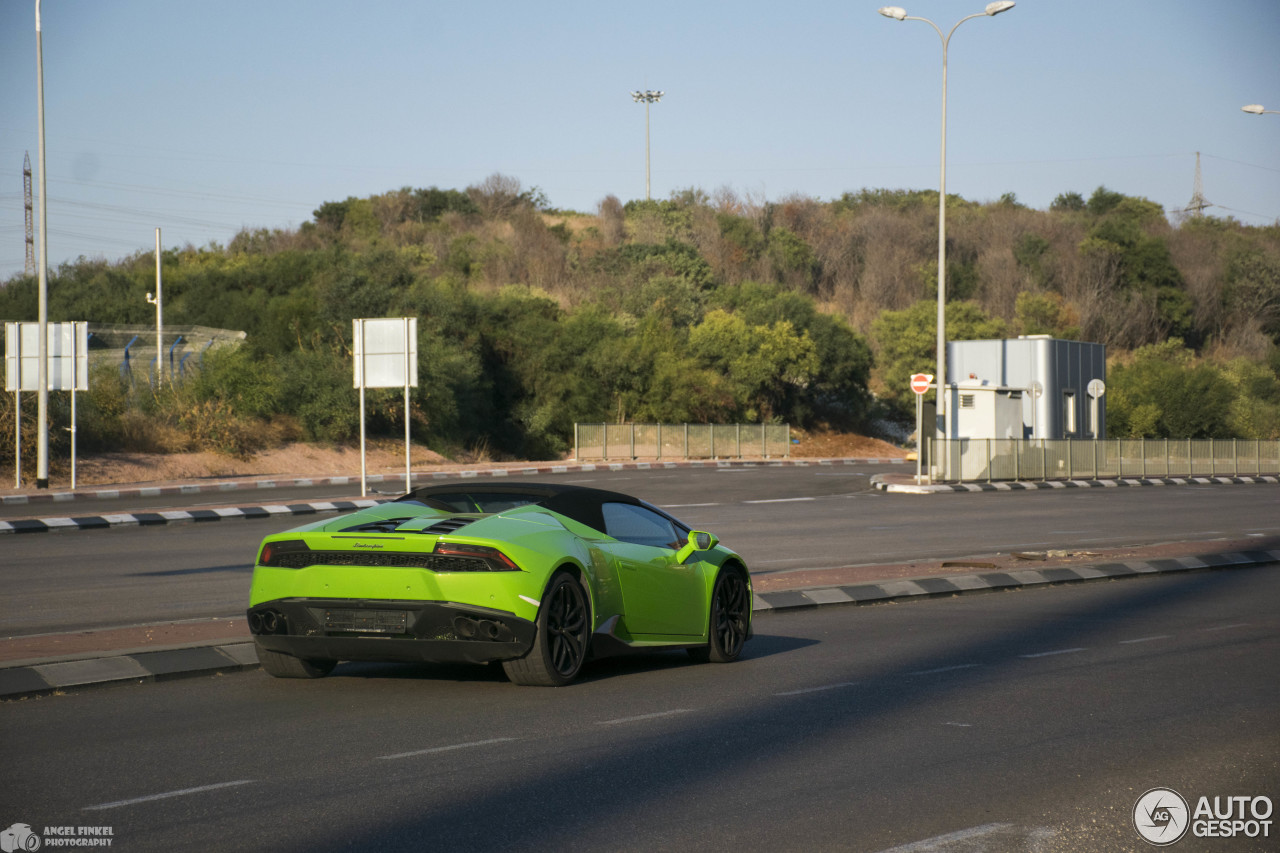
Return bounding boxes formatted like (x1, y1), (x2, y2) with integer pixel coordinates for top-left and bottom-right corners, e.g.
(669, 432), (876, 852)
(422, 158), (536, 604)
(503, 572), (590, 687)
(254, 639), (337, 679)
(688, 569), (749, 664)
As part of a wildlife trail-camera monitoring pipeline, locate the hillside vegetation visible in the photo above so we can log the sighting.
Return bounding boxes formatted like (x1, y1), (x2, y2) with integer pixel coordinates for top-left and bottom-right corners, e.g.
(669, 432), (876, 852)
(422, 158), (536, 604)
(2, 176), (1278, 469)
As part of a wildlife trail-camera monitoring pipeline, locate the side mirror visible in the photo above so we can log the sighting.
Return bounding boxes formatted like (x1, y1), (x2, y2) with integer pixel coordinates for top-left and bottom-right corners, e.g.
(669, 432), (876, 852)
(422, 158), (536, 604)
(676, 530), (718, 563)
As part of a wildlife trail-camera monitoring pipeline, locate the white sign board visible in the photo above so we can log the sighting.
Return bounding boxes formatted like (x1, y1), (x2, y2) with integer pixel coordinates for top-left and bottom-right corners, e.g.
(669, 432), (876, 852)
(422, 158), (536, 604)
(5, 321), (89, 392)
(353, 317), (418, 389)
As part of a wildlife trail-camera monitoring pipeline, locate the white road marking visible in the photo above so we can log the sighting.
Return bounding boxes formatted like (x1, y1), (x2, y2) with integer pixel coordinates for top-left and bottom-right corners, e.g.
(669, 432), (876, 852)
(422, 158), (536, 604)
(908, 664), (981, 676)
(660, 503), (721, 508)
(379, 737), (518, 760)
(943, 722), (973, 727)
(775, 681), (857, 696)
(1201, 622), (1250, 632)
(83, 780), (255, 811)
(744, 497), (816, 504)
(871, 822), (1017, 852)
(1120, 635), (1172, 644)
(1019, 647), (1087, 659)
(597, 709), (693, 725)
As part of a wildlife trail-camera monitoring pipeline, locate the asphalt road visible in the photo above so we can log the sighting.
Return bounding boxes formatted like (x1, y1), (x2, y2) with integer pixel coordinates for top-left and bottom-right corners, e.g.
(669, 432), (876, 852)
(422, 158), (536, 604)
(3, 568), (1276, 852)
(3, 467), (1279, 635)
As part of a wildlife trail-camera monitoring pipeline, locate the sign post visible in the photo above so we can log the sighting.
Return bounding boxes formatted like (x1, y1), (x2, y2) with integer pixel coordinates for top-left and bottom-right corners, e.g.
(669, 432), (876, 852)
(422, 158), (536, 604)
(1087, 378), (1105, 439)
(353, 318), (418, 497)
(910, 373), (934, 484)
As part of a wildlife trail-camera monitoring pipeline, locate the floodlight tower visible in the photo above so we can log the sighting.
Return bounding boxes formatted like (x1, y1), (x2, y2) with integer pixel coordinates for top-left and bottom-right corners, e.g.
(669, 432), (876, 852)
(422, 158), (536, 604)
(631, 89), (664, 200)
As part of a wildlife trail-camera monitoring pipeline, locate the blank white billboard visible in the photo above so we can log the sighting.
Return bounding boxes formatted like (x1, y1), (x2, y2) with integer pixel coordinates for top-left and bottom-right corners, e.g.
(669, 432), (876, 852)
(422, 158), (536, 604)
(353, 317), (418, 389)
(5, 321), (89, 392)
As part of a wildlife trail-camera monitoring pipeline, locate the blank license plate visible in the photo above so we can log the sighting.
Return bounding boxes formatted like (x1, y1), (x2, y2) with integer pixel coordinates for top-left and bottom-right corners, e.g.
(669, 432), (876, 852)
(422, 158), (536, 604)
(324, 609), (410, 634)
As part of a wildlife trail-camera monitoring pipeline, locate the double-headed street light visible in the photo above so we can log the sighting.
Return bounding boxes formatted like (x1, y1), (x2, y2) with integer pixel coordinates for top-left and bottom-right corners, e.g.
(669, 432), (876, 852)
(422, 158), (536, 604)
(1242, 104), (1279, 116)
(631, 89), (664, 200)
(878, 1), (1014, 480)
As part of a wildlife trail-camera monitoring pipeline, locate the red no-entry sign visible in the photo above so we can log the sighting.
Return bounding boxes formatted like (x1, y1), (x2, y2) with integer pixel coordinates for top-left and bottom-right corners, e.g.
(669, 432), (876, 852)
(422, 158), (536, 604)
(910, 373), (934, 395)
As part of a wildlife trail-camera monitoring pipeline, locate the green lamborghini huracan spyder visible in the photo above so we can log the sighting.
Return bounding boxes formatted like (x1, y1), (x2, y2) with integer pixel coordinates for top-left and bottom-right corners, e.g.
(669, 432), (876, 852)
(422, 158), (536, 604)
(247, 482), (752, 686)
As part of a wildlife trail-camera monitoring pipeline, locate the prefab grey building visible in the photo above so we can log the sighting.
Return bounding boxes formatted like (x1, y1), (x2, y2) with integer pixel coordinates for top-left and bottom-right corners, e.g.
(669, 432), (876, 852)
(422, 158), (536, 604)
(945, 336), (1106, 440)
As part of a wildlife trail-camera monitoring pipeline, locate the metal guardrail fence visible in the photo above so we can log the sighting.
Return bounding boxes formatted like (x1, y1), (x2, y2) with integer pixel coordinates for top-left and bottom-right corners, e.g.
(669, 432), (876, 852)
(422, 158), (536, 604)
(574, 423), (791, 460)
(930, 438), (1280, 483)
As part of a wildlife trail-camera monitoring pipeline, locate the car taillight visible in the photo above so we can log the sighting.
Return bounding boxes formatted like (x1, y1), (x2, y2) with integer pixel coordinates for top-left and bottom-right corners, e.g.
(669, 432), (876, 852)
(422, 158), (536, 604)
(432, 541), (520, 571)
(260, 539), (310, 567)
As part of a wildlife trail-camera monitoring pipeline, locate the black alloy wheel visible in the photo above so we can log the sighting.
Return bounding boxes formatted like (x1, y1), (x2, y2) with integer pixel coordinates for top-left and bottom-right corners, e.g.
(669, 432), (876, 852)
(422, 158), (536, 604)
(690, 569), (749, 663)
(503, 572), (590, 686)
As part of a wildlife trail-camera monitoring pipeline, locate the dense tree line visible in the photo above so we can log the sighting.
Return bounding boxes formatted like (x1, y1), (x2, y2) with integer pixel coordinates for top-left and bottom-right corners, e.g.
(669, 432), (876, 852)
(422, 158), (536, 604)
(2, 175), (1278, 466)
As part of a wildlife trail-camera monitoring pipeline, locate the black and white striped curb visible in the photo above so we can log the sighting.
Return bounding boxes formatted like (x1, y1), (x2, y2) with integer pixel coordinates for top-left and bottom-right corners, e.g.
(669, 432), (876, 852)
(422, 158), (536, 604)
(0, 642), (257, 700)
(0, 500), (384, 535)
(873, 474), (1280, 494)
(1, 457), (909, 507)
(751, 548), (1280, 612)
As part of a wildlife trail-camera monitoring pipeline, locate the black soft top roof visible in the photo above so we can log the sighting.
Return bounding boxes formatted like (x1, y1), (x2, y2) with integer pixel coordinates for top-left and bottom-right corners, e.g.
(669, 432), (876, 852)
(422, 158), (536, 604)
(395, 482), (686, 534)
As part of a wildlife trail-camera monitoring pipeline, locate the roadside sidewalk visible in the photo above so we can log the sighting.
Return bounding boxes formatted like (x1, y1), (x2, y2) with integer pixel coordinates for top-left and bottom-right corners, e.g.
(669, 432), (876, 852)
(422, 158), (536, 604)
(2, 536), (1275, 700)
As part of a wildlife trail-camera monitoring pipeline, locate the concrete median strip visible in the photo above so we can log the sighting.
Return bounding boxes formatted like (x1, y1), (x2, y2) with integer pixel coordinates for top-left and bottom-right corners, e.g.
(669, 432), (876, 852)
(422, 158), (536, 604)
(0, 499), (383, 534)
(750, 548), (1280, 613)
(873, 473), (1280, 493)
(0, 643), (257, 699)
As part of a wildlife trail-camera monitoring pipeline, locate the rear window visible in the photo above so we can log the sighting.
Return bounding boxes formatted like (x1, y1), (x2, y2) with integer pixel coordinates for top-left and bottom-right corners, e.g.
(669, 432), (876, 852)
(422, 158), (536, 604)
(415, 492), (543, 514)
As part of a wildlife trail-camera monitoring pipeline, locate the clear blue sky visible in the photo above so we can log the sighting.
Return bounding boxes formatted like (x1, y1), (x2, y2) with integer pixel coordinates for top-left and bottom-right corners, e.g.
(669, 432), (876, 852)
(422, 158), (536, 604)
(2, 0), (1277, 281)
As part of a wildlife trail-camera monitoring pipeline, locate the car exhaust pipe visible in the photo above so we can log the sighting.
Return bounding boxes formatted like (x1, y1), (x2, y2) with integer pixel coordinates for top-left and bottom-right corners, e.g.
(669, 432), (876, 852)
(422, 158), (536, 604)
(479, 620), (501, 640)
(248, 611), (264, 633)
(262, 611), (279, 634)
(453, 616), (477, 639)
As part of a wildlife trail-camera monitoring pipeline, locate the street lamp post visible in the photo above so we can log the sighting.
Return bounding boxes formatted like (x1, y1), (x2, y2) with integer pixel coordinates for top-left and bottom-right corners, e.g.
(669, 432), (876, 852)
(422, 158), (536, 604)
(35, 0), (50, 489)
(631, 89), (664, 200)
(1242, 104), (1279, 116)
(878, 2), (1014, 480)
(147, 228), (163, 386)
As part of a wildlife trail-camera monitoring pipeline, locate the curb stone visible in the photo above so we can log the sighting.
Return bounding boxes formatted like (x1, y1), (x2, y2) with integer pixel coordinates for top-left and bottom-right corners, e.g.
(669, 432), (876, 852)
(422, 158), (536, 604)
(3, 549), (1276, 700)
(0, 500), (384, 535)
(0, 643), (257, 699)
(751, 549), (1280, 612)
(871, 474), (1280, 494)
